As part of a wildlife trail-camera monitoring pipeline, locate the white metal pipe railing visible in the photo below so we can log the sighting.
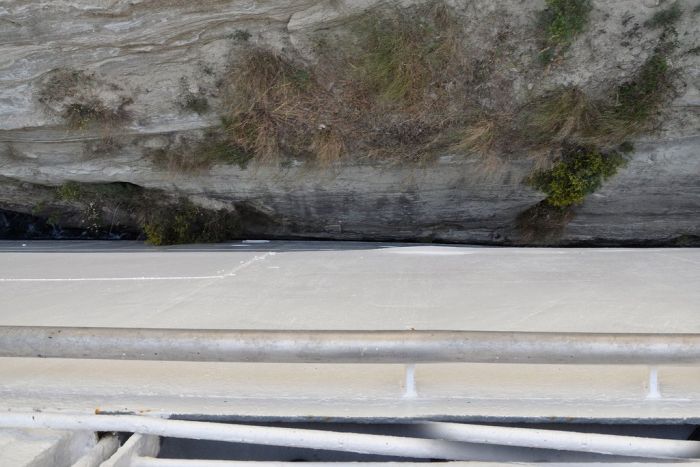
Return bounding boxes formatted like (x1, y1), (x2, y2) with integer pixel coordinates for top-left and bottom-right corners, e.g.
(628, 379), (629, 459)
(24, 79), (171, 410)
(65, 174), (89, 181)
(132, 460), (467, 466)
(417, 422), (700, 459)
(71, 434), (119, 467)
(2, 413), (700, 460)
(1, 326), (700, 364)
(0, 413), (484, 461)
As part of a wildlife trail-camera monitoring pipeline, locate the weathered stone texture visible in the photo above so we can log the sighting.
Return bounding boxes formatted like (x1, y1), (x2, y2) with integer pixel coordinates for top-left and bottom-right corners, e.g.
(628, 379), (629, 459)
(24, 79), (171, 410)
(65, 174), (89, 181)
(0, 0), (698, 244)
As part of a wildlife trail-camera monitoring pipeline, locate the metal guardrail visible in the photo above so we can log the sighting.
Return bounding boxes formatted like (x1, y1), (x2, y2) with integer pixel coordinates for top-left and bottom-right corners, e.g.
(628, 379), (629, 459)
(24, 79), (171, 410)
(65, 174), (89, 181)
(3, 326), (700, 461)
(1, 326), (700, 364)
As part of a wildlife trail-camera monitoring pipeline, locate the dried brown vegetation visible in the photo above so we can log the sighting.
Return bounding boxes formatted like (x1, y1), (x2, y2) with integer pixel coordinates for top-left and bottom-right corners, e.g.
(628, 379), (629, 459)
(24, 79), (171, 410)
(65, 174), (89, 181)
(215, 2), (472, 167)
(166, 0), (672, 211)
(221, 48), (325, 165)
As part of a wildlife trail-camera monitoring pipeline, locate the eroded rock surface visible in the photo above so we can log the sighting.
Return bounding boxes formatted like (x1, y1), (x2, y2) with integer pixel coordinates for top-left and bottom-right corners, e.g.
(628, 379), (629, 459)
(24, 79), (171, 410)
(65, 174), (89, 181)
(1, 0), (698, 244)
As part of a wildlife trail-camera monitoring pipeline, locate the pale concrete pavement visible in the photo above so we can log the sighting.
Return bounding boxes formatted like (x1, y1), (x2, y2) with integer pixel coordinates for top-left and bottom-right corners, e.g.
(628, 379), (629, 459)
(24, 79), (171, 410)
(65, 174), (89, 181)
(1, 241), (698, 332)
(1, 241), (699, 421)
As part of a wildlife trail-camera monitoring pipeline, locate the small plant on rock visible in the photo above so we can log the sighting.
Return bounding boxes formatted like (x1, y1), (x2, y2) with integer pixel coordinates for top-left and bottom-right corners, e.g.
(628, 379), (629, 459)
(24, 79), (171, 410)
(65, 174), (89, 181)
(181, 93), (209, 114)
(62, 98), (131, 130)
(55, 181), (85, 202)
(538, 0), (592, 63)
(37, 69), (93, 104)
(230, 29), (251, 42)
(644, 2), (682, 29)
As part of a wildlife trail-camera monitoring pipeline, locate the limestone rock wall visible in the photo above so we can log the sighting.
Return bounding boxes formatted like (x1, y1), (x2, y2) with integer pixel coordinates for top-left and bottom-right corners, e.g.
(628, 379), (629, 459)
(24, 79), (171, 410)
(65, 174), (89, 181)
(0, 0), (698, 244)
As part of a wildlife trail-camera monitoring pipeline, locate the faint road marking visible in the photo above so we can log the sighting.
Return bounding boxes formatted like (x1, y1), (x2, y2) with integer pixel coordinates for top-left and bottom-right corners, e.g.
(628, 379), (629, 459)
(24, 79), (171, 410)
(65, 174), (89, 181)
(0, 253), (273, 283)
(0, 276), (225, 282)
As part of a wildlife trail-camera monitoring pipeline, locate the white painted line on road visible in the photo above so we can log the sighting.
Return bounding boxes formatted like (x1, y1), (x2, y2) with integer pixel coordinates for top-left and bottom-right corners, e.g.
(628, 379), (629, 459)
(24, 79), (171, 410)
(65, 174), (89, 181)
(384, 248), (475, 256)
(0, 253), (273, 283)
(0, 275), (226, 282)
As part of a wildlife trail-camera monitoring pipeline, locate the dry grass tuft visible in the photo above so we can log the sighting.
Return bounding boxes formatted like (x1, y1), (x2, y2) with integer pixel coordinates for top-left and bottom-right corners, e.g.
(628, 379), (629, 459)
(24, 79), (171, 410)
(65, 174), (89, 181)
(63, 97), (132, 131)
(226, 49), (311, 108)
(524, 49), (673, 148)
(37, 69), (92, 104)
(212, 2), (472, 168)
(310, 125), (345, 167)
(455, 119), (497, 155)
(151, 131), (252, 173)
(524, 87), (600, 144)
(350, 3), (460, 107)
(223, 111), (281, 165)
(222, 48), (320, 165)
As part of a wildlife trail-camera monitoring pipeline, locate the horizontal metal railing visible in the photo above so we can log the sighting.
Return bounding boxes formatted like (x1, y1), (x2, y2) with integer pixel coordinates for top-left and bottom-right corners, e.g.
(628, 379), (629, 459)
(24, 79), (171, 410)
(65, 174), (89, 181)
(1, 326), (699, 364)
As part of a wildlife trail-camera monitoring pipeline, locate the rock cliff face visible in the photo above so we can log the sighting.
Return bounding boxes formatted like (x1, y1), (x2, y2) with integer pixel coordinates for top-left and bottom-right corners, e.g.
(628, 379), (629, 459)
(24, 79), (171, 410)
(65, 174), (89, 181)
(0, 0), (698, 244)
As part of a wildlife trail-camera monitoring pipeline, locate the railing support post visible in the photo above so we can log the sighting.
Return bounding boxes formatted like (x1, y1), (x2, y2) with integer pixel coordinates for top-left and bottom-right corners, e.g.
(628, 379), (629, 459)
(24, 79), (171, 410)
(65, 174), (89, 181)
(403, 364), (417, 398)
(646, 366), (661, 400)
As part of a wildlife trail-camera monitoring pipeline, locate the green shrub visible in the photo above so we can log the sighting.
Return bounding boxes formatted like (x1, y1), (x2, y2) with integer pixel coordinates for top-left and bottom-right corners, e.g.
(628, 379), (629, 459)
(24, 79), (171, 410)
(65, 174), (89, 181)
(52, 182), (241, 244)
(644, 2), (682, 29)
(143, 199), (241, 245)
(528, 146), (626, 207)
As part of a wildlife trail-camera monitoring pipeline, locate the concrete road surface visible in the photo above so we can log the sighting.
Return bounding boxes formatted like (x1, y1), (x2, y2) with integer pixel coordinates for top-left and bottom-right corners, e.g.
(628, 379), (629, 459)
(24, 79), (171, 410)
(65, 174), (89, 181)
(1, 240), (699, 332)
(0, 240), (699, 421)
